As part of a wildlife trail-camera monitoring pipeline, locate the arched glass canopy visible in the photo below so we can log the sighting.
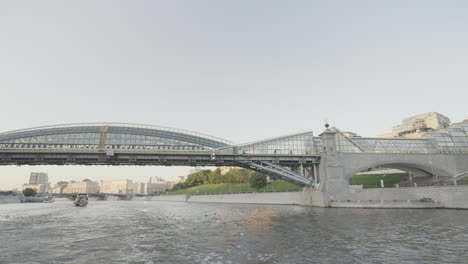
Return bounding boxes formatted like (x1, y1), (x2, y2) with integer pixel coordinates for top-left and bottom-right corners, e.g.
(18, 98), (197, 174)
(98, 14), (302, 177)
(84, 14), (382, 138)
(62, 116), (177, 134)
(0, 123), (233, 152)
(423, 123), (468, 153)
(333, 122), (468, 154)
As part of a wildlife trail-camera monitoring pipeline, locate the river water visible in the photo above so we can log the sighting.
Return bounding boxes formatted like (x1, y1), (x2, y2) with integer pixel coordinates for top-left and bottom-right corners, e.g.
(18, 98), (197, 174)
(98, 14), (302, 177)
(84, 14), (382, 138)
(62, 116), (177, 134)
(0, 201), (467, 264)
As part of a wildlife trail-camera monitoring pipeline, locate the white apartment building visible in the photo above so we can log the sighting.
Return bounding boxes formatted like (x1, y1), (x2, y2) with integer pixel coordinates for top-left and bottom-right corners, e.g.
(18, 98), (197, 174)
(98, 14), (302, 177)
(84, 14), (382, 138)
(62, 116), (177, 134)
(63, 180), (100, 194)
(100, 180), (133, 195)
(50, 185), (62, 194)
(50, 182), (67, 194)
(146, 181), (172, 194)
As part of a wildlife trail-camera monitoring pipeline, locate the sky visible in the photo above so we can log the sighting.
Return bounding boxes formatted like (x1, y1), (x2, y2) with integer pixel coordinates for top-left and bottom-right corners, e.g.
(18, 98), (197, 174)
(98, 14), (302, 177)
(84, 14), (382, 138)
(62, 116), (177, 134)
(1, 1), (467, 189)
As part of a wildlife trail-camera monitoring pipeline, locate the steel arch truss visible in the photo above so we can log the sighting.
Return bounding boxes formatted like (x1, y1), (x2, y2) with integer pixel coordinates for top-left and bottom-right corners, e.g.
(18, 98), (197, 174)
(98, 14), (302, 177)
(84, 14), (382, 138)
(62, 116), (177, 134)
(238, 160), (315, 186)
(433, 171), (468, 185)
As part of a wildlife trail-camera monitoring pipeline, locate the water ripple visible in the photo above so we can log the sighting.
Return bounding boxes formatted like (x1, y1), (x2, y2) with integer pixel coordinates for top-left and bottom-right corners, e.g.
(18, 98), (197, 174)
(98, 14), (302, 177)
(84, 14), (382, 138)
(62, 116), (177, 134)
(1, 201), (467, 263)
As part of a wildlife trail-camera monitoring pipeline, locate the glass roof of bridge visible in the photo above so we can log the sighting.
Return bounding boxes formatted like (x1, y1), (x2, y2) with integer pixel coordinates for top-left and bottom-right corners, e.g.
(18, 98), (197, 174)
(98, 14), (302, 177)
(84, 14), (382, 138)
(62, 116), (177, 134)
(219, 131), (316, 155)
(0, 123), (232, 151)
(422, 123), (468, 153)
(2, 122), (467, 155)
(333, 122), (468, 154)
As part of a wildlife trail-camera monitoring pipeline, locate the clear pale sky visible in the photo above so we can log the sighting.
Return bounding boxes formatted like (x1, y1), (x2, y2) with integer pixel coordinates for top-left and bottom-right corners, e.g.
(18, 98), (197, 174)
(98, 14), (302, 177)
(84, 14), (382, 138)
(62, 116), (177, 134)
(1, 1), (467, 189)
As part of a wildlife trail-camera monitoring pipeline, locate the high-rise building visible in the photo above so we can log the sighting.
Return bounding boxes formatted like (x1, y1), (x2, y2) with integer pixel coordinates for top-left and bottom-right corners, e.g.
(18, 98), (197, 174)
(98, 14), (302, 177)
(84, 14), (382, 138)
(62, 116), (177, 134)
(29, 172), (48, 185)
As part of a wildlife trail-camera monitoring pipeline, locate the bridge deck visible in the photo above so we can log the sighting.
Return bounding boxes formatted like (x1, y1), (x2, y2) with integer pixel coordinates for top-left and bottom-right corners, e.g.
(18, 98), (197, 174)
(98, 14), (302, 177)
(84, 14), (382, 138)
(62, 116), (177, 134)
(0, 150), (319, 167)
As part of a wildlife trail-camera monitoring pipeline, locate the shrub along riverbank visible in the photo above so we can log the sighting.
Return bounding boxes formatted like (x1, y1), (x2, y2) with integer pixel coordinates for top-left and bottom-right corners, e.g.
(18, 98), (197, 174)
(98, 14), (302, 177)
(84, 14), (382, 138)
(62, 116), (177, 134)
(168, 181), (300, 195)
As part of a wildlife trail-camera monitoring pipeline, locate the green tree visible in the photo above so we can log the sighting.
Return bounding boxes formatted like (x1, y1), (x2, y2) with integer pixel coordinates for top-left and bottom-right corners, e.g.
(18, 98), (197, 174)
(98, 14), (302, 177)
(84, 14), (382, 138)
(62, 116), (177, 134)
(185, 170), (212, 187)
(209, 168), (222, 184)
(249, 172), (267, 189)
(171, 182), (187, 191)
(23, 188), (37, 197)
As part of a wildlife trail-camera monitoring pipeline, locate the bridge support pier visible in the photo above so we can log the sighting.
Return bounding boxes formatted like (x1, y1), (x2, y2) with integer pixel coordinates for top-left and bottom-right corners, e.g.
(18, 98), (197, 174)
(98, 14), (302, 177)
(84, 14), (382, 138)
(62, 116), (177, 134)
(318, 129), (352, 206)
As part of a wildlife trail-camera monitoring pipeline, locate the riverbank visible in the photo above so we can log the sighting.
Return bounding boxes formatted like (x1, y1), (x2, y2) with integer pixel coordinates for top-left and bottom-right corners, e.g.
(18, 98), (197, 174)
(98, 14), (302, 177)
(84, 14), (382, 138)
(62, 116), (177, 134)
(0, 195), (54, 204)
(0, 196), (22, 204)
(142, 185), (468, 209)
(340, 185), (468, 209)
(167, 181), (300, 195)
(139, 190), (325, 206)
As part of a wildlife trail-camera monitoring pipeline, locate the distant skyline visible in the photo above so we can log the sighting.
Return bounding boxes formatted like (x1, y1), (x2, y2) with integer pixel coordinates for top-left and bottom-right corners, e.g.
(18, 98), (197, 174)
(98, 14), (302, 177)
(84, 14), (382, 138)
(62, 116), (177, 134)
(1, 1), (467, 189)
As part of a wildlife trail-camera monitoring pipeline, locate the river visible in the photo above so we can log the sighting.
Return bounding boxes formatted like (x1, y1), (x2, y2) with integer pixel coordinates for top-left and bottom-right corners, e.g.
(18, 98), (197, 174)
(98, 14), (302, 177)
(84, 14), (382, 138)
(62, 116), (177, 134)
(0, 201), (467, 264)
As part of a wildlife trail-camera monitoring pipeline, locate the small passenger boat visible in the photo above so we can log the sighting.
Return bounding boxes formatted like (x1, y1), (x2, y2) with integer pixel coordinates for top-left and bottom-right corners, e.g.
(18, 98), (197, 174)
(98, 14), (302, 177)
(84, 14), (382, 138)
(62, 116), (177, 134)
(73, 194), (88, 207)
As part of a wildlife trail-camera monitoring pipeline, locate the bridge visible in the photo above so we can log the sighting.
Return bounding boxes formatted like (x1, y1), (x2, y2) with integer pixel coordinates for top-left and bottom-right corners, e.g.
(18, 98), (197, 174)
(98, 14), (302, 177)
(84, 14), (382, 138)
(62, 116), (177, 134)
(0, 123), (319, 186)
(53, 193), (131, 201)
(1, 122), (468, 202)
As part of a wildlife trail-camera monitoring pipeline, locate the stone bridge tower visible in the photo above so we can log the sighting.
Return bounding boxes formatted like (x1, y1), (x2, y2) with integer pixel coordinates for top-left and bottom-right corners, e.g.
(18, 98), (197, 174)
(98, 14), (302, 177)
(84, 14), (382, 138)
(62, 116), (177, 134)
(317, 127), (350, 204)
(316, 123), (468, 206)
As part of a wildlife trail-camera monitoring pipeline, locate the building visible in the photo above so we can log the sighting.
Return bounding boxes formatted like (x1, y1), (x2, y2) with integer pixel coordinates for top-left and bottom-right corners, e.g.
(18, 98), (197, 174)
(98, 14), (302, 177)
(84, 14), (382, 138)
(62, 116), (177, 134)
(146, 181), (172, 194)
(174, 176), (185, 184)
(29, 172), (48, 185)
(145, 183), (157, 194)
(22, 184), (46, 194)
(189, 167), (202, 174)
(220, 166), (242, 175)
(380, 112), (450, 138)
(149, 176), (164, 183)
(50, 181), (68, 194)
(133, 182), (146, 194)
(100, 180), (133, 195)
(341, 131), (361, 138)
(63, 180), (100, 194)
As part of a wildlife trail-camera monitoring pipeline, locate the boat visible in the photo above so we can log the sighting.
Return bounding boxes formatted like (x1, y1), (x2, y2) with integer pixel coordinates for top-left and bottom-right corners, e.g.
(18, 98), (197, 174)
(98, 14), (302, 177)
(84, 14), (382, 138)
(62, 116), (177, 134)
(42, 196), (55, 203)
(73, 193), (88, 207)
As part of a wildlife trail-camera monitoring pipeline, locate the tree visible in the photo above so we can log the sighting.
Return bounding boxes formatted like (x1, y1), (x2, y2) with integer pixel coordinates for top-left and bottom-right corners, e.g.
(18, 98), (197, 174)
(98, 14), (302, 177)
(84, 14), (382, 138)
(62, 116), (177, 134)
(209, 168), (222, 184)
(249, 172), (267, 189)
(171, 182), (187, 191)
(23, 188), (37, 197)
(185, 170), (212, 187)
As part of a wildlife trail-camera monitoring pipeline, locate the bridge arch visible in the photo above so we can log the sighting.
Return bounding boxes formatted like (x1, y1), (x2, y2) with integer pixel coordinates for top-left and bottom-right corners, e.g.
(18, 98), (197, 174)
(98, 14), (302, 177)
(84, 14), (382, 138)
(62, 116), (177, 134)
(0, 123), (233, 152)
(342, 153), (456, 181)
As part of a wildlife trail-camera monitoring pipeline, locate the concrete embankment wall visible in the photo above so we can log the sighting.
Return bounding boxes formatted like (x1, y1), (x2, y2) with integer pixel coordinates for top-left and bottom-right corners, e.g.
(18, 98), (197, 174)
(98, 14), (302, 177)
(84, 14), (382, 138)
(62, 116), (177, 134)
(145, 195), (188, 202)
(335, 186), (468, 209)
(139, 191), (326, 207)
(189, 192), (303, 205)
(0, 196), (22, 204)
(140, 186), (468, 209)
